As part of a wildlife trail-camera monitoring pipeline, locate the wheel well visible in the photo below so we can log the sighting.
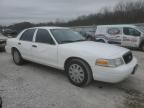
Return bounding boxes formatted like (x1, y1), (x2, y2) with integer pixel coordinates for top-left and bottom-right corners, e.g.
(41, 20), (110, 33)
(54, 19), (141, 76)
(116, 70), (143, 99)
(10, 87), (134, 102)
(96, 39), (106, 43)
(11, 47), (18, 55)
(64, 57), (92, 72)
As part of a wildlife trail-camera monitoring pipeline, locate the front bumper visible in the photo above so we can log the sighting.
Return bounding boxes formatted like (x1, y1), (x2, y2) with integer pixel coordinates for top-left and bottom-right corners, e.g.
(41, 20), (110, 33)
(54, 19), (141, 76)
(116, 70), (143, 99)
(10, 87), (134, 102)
(92, 57), (138, 83)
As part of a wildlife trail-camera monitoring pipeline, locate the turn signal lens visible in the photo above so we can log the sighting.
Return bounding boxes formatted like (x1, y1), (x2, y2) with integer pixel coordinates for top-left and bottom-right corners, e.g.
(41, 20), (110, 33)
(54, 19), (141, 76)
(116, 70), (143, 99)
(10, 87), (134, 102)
(96, 58), (124, 67)
(96, 59), (109, 66)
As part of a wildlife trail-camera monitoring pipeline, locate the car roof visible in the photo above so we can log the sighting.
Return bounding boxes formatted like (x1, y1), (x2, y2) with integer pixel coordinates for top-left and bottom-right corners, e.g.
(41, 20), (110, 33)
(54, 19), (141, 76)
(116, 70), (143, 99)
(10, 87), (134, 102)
(97, 24), (137, 28)
(28, 26), (69, 30)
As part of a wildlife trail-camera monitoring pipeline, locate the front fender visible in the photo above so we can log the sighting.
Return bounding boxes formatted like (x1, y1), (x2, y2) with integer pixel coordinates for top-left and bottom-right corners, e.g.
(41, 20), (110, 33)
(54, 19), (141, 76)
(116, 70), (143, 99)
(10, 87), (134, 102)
(58, 49), (96, 70)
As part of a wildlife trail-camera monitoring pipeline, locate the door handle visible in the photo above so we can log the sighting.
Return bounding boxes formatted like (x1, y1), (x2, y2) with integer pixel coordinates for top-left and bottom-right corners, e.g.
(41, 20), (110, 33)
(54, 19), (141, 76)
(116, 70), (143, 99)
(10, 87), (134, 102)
(18, 42), (21, 45)
(32, 45), (37, 48)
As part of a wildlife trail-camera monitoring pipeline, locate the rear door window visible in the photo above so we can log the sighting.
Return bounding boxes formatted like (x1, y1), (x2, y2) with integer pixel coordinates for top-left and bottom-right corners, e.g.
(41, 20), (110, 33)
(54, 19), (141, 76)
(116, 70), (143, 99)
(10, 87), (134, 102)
(20, 29), (35, 41)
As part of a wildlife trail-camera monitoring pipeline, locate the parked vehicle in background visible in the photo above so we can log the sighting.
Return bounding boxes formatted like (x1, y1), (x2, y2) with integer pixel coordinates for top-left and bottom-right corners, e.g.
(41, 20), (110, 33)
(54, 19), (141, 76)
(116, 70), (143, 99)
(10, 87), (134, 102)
(95, 24), (144, 51)
(6, 27), (138, 87)
(71, 26), (96, 40)
(78, 31), (95, 41)
(0, 33), (8, 51)
(2, 28), (17, 37)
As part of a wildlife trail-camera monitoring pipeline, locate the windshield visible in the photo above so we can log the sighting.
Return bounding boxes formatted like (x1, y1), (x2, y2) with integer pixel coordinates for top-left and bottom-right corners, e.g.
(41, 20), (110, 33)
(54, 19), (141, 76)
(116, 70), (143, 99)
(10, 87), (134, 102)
(50, 29), (86, 44)
(136, 25), (144, 33)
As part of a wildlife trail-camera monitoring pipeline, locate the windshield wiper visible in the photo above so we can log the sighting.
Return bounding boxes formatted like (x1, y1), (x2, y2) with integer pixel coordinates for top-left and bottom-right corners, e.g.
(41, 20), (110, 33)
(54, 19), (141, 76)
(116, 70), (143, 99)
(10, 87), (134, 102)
(61, 39), (86, 44)
(74, 39), (86, 42)
(61, 40), (75, 44)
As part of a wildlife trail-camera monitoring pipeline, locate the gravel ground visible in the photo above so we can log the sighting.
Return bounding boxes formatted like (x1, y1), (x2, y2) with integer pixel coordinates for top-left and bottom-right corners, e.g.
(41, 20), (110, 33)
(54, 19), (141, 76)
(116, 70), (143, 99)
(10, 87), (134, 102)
(0, 50), (144, 108)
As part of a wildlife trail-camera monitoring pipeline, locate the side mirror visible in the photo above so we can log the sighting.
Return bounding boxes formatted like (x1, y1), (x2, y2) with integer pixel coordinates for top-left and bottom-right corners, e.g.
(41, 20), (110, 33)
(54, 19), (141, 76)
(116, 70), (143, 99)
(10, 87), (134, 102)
(137, 32), (141, 37)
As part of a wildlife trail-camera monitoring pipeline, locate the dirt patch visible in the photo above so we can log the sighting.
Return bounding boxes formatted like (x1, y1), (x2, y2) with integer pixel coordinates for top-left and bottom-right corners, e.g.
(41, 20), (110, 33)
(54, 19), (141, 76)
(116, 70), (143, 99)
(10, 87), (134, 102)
(119, 87), (144, 108)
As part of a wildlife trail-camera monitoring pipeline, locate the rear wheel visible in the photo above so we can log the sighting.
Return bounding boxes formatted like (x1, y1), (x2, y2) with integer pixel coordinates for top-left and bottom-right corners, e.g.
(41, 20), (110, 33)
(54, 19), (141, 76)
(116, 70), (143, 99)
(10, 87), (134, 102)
(97, 39), (105, 43)
(66, 59), (93, 87)
(12, 49), (24, 65)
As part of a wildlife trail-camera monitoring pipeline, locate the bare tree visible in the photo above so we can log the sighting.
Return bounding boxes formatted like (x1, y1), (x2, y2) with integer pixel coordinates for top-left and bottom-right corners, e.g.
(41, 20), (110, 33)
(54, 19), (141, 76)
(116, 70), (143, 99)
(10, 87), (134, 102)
(6, 0), (144, 31)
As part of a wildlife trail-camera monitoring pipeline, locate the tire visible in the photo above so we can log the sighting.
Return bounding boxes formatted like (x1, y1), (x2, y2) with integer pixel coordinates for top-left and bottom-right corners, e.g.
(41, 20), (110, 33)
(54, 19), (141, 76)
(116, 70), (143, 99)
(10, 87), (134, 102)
(12, 49), (24, 65)
(140, 42), (144, 51)
(66, 59), (93, 87)
(87, 36), (92, 41)
(97, 39), (105, 43)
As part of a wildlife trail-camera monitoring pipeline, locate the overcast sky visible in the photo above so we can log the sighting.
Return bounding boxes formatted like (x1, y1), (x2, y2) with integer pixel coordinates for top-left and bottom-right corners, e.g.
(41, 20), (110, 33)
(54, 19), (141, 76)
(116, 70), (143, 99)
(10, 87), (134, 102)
(0, 0), (133, 25)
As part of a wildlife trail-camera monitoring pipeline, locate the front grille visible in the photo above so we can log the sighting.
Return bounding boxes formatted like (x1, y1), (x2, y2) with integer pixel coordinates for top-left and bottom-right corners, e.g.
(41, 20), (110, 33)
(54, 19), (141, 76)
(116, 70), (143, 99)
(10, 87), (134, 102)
(123, 51), (133, 64)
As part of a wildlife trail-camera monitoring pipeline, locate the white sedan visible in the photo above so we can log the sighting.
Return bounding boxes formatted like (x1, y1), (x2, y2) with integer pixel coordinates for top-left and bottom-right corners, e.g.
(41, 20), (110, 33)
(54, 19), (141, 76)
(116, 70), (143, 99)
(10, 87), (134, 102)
(6, 27), (138, 87)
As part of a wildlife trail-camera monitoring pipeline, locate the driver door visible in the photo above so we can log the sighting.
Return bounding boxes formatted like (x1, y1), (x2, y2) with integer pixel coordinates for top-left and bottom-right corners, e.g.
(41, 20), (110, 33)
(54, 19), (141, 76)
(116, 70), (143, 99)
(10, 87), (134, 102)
(32, 29), (58, 67)
(107, 27), (122, 45)
(122, 27), (141, 47)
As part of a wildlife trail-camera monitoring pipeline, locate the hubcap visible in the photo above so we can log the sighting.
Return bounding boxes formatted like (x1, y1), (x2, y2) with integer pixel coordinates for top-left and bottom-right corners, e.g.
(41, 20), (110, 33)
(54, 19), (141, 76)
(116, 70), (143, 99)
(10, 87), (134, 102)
(13, 51), (20, 63)
(69, 64), (85, 83)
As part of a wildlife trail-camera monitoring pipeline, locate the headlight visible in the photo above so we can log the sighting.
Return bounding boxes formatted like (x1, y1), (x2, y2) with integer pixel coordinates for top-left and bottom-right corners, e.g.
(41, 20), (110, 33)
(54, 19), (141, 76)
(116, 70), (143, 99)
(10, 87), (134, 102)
(96, 58), (124, 67)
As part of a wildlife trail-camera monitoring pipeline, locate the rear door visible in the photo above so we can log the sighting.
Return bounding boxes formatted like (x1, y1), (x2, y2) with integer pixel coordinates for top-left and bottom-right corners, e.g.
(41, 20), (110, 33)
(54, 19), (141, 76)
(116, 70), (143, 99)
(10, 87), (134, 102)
(32, 29), (58, 67)
(18, 29), (35, 60)
(106, 27), (122, 45)
(122, 27), (141, 47)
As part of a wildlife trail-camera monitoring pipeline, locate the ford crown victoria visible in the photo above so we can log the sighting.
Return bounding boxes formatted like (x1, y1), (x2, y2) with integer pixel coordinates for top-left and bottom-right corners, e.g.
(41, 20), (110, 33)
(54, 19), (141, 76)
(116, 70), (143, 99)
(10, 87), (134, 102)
(6, 27), (138, 87)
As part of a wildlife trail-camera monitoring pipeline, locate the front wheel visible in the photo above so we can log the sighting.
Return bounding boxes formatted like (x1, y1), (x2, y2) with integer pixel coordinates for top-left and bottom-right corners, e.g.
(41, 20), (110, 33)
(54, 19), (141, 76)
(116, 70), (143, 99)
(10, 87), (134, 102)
(12, 49), (24, 65)
(66, 59), (93, 87)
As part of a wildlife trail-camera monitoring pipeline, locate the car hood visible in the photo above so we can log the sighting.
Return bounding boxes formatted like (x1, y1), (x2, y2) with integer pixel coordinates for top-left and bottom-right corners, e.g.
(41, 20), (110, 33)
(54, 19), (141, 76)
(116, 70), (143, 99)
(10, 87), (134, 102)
(60, 41), (129, 59)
